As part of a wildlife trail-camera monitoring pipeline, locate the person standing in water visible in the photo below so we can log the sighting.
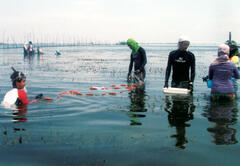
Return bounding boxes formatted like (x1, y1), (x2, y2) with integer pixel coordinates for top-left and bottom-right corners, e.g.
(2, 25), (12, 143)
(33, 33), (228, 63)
(164, 37), (195, 92)
(225, 40), (239, 69)
(127, 38), (147, 83)
(208, 44), (240, 101)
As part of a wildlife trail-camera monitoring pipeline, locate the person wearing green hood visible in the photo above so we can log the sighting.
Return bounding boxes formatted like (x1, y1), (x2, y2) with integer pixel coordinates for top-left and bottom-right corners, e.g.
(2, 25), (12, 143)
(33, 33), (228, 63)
(127, 38), (147, 82)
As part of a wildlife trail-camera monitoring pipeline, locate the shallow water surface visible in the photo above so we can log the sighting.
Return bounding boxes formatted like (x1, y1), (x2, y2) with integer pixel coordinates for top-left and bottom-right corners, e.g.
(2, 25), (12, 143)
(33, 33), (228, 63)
(0, 44), (239, 166)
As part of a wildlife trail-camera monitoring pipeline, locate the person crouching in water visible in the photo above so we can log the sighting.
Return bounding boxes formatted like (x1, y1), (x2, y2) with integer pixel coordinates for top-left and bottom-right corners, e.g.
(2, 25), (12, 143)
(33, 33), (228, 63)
(2, 67), (42, 108)
(164, 37), (195, 92)
(208, 44), (240, 101)
(127, 38), (147, 85)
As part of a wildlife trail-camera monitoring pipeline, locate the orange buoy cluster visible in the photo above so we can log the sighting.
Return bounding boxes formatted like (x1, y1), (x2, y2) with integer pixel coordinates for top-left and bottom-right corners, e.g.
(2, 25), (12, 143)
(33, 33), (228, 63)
(57, 83), (144, 100)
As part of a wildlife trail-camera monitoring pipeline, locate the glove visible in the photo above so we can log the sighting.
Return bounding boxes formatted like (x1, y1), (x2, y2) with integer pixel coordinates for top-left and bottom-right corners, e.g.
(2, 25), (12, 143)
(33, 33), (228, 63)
(188, 82), (193, 92)
(35, 93), (43, 99)
(164, 81), (168, 88)
(202, 76), (209, 82)
(134, 69), (141, 74)
(127, 73), (131, 81)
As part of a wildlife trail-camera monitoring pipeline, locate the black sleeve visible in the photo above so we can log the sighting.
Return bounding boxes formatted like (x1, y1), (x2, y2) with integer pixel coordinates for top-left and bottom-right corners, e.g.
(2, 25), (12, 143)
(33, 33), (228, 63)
(165, 53), (173, 82)
(233, 65), (240, 79)
(128, 54), (133, 74)
(190, 53), (195, 82)
(208, 65), (213, 80)
(139, 47), (147, 70)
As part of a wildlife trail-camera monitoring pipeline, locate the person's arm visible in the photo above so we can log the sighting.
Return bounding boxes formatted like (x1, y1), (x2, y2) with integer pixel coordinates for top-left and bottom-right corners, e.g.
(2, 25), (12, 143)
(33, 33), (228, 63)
(165, 53), (172, 83)
(190, 53), (195, 82)
(233, 65), (240, 79)
(140, 48), (147, 71)
(208, 65), (213, 80)
(18, 89), (38, 104)
(128, 54), (133, 74)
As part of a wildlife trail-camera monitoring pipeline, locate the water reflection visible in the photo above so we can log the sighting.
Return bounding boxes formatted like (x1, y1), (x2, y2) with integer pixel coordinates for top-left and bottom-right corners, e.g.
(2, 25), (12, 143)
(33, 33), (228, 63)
(164, 95), (195, 149)
(202, 101), (238, 145)
(128, 85), (147, 126)
(37, 53), (43, 61)
(12, 105), (28, 123)
(24, 54), (35, 63)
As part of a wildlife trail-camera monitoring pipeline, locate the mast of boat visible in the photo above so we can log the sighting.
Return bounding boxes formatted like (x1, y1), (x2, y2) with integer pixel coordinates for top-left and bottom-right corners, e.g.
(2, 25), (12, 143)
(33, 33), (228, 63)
(229, 32), (232, 42)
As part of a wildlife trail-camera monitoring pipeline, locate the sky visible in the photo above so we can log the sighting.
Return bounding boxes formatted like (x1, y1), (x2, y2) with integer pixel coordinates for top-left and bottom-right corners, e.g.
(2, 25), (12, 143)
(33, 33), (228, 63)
(0, 0), (239, 44)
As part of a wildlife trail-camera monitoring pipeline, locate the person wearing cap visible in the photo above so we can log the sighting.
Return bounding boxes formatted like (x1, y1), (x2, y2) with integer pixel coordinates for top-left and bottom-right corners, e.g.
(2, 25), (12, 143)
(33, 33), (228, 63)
(225, 40), (239, 68)
(164, 37), (195, 92)
(208, 44), (240, 101)
(2, 68), (42, 108)
(127, 38), (147, 83)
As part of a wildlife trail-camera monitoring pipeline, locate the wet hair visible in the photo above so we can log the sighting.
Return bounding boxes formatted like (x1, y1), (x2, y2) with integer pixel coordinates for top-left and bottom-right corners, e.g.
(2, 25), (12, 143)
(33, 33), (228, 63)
(10, 67), (26, 88)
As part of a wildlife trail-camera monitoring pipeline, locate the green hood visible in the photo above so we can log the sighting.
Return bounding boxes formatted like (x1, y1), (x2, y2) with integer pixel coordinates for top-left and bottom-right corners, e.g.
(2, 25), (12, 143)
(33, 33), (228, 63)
(127, 38), (140, 55)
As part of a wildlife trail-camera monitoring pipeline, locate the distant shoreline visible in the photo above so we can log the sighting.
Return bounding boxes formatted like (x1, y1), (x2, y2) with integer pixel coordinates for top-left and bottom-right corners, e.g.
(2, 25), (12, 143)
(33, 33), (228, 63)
(0, 42), (224, 49)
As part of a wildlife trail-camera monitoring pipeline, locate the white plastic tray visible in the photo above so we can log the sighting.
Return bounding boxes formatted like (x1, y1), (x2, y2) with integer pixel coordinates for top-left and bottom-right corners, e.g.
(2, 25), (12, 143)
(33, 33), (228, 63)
(163, 88), (190, 94)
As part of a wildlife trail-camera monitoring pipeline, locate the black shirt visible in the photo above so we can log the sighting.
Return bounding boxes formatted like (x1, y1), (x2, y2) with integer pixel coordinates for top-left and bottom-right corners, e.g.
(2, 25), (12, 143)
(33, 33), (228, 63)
(165, 49), (195, 83)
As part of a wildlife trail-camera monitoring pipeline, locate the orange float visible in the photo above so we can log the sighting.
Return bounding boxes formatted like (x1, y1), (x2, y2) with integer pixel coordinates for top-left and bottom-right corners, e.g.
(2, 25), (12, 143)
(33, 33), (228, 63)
(131, 84), (137, 87)
(43, 97), (54, 101)
(101, 87), (109, 90)
(58, 91), (69, 95)
(86, 93), (94, 96)
(109, 92), (117, 96)
(114, 87), (121, 89)
(69, 90), (82, 95)
(90, 87), (98, 90)
(126, 86), (132, 91)
(110, 84), (116, 87)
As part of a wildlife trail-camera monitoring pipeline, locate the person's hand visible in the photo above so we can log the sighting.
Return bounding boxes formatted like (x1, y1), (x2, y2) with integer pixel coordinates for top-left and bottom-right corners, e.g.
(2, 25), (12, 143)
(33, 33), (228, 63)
(35, 93), (43, 99)
(164, 81), (168, 88)
(188, 82), (193, 92)
(134, 69), (141, 74)
(202, 76), (208, 82)
(127, 73), (131, 81)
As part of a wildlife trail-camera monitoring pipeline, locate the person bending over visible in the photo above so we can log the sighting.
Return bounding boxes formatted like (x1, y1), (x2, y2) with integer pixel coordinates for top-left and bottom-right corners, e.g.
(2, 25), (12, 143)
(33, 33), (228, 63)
(127, 38), (147, 83)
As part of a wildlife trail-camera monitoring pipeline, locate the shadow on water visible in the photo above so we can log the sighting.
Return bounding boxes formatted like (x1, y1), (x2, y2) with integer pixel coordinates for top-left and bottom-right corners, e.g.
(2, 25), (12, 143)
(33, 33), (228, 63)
(164, 94), (195, 149)
(128, 85), (147, 126)
(202, 100), (238, 145)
